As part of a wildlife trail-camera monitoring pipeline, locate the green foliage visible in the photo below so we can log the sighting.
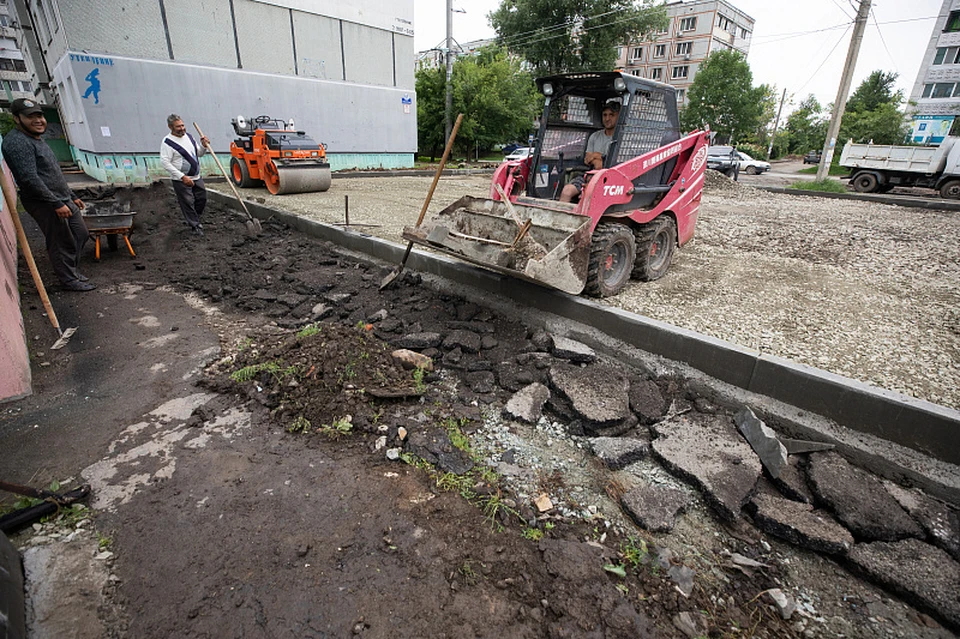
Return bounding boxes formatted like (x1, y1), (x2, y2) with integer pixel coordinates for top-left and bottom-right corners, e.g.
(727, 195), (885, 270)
(839, 70), (908, 145)
(416, 46), (541, 158)
(784, 94), (828, 155)
(680, 50), (765, 142)
(297, 324), (321, 338)
(0, 112), (14, 137)
(521, 526), (544, 541)
(442, 417), (472, 455)
(620, 537), (648, 570)
(788, 178), (847, 193)
(436, 472), (476, 498)
(97, 533), (113, 551)
(736, 142), (767, 161)
(846, 70), (901, 113)
(287, 415), (312, 434)
(490, 0), (666, 74)
(318, 415), (353, 438)
(412, 366), (426, 393)
(603, 563), (627, 577)
(231, 361), (281, 383)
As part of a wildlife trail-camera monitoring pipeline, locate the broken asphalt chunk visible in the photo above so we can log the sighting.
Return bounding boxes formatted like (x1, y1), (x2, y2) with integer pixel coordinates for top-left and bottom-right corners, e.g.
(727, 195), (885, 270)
(652, 414), (762, 521)
(620, 483), (690, 533)
(884, 481), (960, 562)
(549, 361), (631, 425)
(550, 336), (597, 363)
(808, 451), (924, 542)
(748, 492), (853, 556)
(628, 378), (667, 425)
(589, 437), (649, 470)
(504, 383), (550, 424)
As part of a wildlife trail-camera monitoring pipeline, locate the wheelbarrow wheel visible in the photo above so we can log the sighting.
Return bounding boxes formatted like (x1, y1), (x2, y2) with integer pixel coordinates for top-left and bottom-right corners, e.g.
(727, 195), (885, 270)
(633, 216), (676, 282)
(585, 222), (635, 298)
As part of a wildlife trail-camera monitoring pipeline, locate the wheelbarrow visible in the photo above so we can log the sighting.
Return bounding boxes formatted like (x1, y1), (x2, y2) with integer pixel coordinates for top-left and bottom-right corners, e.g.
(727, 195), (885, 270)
(82, 200), (137, 260)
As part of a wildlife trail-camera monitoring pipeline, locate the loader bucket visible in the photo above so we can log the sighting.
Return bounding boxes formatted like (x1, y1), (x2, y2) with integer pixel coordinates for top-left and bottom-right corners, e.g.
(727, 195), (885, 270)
(402, 196), (593, 295)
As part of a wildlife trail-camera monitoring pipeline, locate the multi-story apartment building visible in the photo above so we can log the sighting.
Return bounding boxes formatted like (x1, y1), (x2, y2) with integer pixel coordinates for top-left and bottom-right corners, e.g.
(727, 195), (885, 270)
(908, 0), (960, 143)
(615, 0), (754, 106)
(6, 0), (417, 180)
(0, 0), (34, 104)
(416, 38), (495, 70)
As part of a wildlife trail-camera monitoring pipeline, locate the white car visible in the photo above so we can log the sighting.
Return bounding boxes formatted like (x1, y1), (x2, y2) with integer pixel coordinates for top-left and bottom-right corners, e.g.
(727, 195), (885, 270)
(737, 152), (771, 175)
(505, 147), (534, 161)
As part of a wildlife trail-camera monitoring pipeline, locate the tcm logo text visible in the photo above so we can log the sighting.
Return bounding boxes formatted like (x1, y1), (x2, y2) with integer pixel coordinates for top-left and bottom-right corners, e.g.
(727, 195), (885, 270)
(603, 185), (626, 197)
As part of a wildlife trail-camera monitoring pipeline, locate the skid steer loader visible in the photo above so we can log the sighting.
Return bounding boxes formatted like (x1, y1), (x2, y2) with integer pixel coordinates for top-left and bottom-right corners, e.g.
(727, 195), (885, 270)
(402, 72), (710, 297)
(229, 115), (331, 195)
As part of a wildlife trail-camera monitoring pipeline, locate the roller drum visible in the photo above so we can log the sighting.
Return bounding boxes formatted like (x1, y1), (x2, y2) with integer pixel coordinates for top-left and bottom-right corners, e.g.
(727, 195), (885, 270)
(266, 164), (332, 195)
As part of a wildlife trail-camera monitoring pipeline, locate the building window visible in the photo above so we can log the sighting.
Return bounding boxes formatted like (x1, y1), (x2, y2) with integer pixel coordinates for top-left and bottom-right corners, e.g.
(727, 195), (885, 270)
(675, 42), (692, 56)
(21, 80), (32, 92)
(924, 83), (956, 98)
(0, 16), (8, 26)
(653, 44), (666, 58)
(945, 10), (960, 32)
(0, 58), (25, 72)
(650, 67), (663, 81)
(672, 65), (688, 79)
(616, 47), (623, 59)
(717, 14), (736, 34)
(631, 47), (643, 60)
(740, 27), (749, 39)
(676, 89), (686, 102)
(934, 46), (960, 65)
(679, 17), (696, 32)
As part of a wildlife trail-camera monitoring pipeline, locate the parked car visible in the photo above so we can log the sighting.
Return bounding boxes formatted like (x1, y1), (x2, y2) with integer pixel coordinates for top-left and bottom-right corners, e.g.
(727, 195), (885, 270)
(505, 147), (534, 161)
(706, 145), (740, 180)
(803, 150), (822, 164)
(501, 142), (522, 155)
(737, 151), (771, 175)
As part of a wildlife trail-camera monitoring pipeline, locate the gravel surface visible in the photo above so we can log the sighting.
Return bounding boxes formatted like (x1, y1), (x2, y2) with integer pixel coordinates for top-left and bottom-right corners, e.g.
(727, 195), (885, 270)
(211, 171), (960, 410)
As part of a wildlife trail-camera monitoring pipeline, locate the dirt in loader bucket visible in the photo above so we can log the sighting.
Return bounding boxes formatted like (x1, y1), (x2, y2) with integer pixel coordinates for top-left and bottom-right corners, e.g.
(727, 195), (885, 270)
(402, 195), (592, 295)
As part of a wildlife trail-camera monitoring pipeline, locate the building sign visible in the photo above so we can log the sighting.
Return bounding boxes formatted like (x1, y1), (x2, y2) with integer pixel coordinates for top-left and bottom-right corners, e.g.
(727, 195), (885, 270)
(402, 94), (412, 114)
(911, 115), (954, 144)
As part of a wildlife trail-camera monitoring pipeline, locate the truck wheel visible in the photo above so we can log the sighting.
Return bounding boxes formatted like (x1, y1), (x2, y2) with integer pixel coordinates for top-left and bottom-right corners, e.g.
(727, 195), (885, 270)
(940, 180), (960, 199)
(852, 172), (878, 193)
(633, 216), (676, 282)
(585, 223), (636, 297)
(230, 157), (259, 188)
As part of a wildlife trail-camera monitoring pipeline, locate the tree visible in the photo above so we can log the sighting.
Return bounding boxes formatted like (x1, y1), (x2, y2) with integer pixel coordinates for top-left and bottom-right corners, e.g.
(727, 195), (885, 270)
(679, 49), (765, 143)
(415, 47), (540, 159)
(784, 95), (828, 154)
(489, 0), (666, 74)
(839, 70), (908, 145)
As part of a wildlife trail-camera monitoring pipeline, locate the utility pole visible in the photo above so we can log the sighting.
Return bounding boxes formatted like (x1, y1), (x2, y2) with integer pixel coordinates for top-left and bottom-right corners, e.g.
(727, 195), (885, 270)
(767, 88), (787, 159)
(445, 0), (454, 144)
(817, 0), (872, 181)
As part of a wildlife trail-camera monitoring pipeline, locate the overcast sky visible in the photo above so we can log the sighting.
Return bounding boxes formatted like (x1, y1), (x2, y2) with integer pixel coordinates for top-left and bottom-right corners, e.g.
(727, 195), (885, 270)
(413, 0), (943, 115)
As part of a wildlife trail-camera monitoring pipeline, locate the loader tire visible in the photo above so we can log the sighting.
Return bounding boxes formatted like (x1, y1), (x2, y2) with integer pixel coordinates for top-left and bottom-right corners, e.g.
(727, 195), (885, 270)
(632, 216), (676, 282)
(852, 172), (879, 193)
(940, 179), (960, 199)
(585, 223), (636, 298)
(230, 157), (260, 188)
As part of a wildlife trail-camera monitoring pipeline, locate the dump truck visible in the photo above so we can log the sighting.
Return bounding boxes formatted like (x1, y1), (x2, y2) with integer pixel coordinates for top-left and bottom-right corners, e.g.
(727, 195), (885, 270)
(402, 72), (710, 297)
(229, 115), (331, 195)
(839, 136), (960, 198)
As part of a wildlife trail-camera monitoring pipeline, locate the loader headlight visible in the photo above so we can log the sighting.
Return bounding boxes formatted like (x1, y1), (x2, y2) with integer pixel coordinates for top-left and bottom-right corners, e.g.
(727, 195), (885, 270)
(614, 77), (626, 92)
(311, 151), (318, 156)
(542, 82), (554, 96)
(284, 151), (293, 157)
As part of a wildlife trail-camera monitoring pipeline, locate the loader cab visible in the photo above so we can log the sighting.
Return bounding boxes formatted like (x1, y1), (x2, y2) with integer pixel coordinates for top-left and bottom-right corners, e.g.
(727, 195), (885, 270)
(528, 72), (681, 208)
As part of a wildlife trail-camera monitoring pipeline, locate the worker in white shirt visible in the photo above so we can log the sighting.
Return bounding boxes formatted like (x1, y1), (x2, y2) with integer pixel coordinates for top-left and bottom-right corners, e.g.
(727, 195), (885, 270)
(160, 114), (209, 236)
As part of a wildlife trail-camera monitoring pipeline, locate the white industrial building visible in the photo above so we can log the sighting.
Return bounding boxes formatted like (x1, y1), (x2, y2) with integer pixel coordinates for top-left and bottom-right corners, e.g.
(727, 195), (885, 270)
(8, 0), (417, 181)
(908, 0), (960, 144)
(615, 0), (754, 107)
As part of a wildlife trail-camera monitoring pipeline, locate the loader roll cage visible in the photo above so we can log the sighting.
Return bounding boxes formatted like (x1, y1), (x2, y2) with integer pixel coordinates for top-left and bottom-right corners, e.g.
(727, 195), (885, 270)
(528, 72), (682, 209)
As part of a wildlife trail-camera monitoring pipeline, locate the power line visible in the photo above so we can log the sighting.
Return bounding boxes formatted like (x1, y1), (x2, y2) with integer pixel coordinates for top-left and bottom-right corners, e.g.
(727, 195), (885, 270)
(794, 22), (853, 97)
(870, 7), (898, 73)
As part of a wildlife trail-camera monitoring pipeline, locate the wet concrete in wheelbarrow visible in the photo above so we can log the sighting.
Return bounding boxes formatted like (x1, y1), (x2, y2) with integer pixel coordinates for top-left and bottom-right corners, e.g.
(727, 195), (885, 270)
(0, 181), (958, 638)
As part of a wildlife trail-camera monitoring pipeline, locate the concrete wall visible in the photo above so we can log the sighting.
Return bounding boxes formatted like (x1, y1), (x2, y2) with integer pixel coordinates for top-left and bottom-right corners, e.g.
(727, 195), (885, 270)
(50, 52), (416, 166)
(0, 155), (32, 403)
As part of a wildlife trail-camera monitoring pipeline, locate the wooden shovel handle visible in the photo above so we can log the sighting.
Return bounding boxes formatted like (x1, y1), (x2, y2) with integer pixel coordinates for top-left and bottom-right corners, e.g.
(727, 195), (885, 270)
(0, 161), (61, 334)
(193, 122), (255, 221)
(414, 113), (464, 229)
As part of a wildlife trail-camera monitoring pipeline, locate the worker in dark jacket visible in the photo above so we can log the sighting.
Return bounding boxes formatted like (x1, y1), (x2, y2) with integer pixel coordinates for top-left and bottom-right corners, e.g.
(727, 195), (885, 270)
(2, 98), (93, 291)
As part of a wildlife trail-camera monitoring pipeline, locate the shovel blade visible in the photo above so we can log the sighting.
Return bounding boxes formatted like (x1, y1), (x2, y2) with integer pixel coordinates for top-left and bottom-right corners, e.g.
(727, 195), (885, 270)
(50, 326), (77, 350)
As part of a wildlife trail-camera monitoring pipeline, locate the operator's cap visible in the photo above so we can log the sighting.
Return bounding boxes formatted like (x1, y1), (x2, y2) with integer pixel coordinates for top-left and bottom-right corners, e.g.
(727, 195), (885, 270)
(11, 98), (42, 116)
(602, 100), (621, 113)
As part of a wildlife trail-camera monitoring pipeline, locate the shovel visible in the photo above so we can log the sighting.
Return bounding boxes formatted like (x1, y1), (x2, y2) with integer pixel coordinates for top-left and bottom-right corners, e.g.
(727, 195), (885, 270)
(0, 161), (77, 350)
(380, 113), (464, 290)
(193, 122), (263, 237)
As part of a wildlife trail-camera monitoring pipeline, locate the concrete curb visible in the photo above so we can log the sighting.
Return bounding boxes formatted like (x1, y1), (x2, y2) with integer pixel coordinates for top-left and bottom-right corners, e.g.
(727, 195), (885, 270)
(758, 185), (960, 212)
(208, 189), (960, 468)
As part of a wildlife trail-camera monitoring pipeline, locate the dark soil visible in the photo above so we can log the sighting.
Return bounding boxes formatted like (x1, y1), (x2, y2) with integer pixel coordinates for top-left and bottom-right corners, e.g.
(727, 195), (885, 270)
(1, 182), (951, 639)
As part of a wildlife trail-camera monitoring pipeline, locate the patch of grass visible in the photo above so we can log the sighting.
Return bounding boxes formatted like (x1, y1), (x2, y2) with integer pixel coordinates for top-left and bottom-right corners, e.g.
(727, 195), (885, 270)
(297, 324), (321, 338)
(287, 415), (312, 434)
(458, 560), (483, 585)
(788, 178), (848, 193)
(231, 361), (281, 383)
(412, 366), (427, 393)
(97, 533), (112, 551)
(521, 526), (544, 541)
(442, 417), (472, 455)
(620, 537), (648, 571)
(480, 493), (519, 532)
(317, 415), (353, 438)
(236, 337), (255, 351)
(436, 472), (476, 499)
(797, 164), (848, 176)
(42, 503), (88, 528)
(399, 452), (432, 471)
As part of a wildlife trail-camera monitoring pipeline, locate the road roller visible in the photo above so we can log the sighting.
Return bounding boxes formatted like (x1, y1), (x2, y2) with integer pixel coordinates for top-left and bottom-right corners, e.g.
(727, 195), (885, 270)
(229, 115), (331, 195)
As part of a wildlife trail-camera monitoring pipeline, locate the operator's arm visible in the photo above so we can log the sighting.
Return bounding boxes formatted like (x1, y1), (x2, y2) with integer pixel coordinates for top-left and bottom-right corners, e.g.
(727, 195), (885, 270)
(583, 152), (603, 170)
(583, 130), (606, 170)
(1, 134), (66, 204)
(160, 141), (184, 180)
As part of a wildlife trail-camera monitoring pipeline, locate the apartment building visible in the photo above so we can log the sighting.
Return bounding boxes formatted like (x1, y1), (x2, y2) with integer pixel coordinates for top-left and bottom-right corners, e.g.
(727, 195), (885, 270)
(908, 0), (960, 143)
(615, 0), (754, 106)
(7, 0), (417, 180)
(0, 0), (33, 103)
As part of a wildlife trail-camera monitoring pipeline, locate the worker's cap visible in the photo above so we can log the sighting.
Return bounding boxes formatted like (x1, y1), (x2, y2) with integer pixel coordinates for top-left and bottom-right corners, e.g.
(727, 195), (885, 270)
(602, 101), (621, 113)
(11, 98), (43, 116)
